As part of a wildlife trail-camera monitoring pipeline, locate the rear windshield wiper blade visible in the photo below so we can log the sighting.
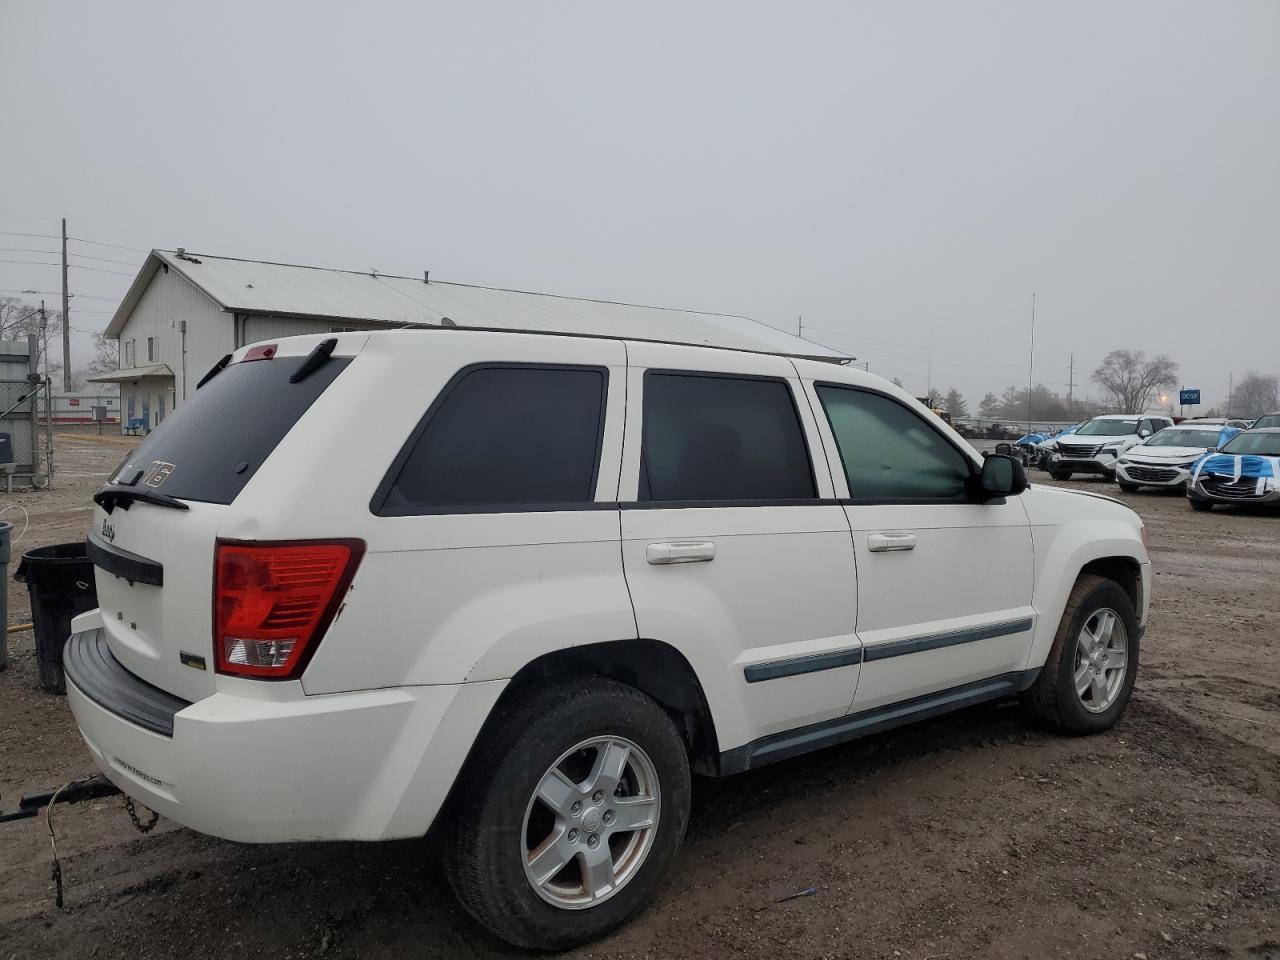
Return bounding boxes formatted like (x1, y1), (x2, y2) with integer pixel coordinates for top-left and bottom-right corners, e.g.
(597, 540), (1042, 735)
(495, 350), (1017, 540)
(93, 484), (190, 514)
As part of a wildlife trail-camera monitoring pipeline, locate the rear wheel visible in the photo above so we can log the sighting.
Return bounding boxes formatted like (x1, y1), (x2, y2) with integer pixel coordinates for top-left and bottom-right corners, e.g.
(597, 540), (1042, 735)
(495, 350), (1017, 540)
(444, 676), (691, 950)
(1189, 497), (1214, 512)
(1022, 575), (1139, 734)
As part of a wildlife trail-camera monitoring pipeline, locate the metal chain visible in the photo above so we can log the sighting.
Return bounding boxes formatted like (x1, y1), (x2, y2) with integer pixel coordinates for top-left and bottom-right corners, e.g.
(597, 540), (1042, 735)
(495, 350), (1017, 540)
(123, 795), (159, 834)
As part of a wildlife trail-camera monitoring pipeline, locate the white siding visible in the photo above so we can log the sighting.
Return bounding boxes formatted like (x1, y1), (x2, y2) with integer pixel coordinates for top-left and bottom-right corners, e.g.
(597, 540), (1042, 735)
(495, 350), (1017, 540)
(115, 267), (228, 407)
(241, 314), (384, 345)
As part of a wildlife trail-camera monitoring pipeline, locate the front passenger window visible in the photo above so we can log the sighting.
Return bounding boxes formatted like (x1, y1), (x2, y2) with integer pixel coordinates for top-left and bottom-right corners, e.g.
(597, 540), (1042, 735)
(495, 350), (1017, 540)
(816, 387), (972, 501)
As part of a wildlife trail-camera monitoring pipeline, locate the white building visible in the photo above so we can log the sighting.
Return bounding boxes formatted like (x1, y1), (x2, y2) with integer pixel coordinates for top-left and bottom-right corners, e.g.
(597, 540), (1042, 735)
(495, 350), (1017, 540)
(92, 249), (846, 433)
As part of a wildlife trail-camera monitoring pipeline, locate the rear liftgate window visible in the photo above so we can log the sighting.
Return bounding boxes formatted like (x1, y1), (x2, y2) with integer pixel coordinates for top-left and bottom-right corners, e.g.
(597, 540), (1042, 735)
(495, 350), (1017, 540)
(376, 365), (608, 514)
(111, 355), (351, 505)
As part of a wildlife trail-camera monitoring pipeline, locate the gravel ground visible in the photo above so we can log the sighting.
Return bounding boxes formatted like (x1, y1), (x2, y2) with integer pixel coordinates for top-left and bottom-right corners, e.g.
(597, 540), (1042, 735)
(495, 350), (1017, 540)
(0, 435), (1277, 960)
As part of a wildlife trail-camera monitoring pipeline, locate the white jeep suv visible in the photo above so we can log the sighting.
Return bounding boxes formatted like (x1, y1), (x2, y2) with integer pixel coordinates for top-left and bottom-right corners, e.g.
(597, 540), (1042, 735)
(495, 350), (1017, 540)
(1048, 413), (1173, 481)
(66, 330), (1150, 949)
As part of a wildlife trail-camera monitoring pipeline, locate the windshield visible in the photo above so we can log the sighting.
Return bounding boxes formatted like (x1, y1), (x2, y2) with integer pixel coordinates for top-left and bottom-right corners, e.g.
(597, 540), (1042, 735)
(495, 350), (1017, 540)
(1074, 418), (1139, 437)
(1144, 429), (1220, 448)
(1220, 432), (1280, 457)
(1252, 414), (1280, 429)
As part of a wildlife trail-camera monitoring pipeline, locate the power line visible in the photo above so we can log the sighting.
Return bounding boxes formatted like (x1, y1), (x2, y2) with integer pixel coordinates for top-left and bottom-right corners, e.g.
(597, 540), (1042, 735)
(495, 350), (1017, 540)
(4, 246), (142, 267)
(69, 236), (150, 254)
(0, 231), (59, 240)
(0, 258), (135, 277)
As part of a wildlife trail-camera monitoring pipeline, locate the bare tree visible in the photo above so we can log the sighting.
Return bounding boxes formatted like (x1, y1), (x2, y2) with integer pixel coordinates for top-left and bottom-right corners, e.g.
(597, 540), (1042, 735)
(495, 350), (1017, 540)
(86, 333), (120, 377)
(1091, 350), (1178, 413)
(1229, 372), (1279, 418)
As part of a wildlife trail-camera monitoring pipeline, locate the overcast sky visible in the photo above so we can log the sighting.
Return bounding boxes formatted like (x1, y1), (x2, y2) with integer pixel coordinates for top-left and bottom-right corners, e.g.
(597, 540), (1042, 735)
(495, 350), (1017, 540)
(2, 1), (1276, 409)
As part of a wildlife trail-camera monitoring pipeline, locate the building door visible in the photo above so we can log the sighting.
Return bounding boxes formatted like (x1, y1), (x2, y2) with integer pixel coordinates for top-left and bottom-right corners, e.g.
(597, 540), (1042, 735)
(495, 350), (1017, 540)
(141, 394), (150, 432)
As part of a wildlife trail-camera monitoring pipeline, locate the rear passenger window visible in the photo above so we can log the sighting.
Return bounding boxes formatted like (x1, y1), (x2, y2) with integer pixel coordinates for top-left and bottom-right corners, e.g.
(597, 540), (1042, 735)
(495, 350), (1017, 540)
(640, 373), (815, 502)
(817, 387), (972, 501)
(378, 365), (607, 514)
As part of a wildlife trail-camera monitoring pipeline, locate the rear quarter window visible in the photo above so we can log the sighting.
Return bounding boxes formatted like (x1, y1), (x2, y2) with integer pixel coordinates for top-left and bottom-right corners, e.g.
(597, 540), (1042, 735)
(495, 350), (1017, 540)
(111, 355), (351, 505)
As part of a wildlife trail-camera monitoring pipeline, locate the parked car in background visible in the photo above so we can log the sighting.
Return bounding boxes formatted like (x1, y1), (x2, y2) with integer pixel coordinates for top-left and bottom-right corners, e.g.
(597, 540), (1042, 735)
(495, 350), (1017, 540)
(1047, 413), (1174, 481)
(1182, 416), (1251, 430)
(1115, 422), (1240, 492)
(64, 329), (1151, 949)
(1187, 427), (1280, 511)
(1250, 412), (1280, 429)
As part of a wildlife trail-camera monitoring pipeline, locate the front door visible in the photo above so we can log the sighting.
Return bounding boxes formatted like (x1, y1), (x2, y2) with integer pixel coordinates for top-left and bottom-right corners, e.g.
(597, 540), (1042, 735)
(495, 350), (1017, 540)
(619, 343), (859, 755)
(802, 381), (1036, 713)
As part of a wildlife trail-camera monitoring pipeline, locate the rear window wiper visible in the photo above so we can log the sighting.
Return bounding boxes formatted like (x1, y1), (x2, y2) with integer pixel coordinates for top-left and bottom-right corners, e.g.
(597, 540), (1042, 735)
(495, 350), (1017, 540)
(195, 353), (232, 390)
(93, 484), (190, 514)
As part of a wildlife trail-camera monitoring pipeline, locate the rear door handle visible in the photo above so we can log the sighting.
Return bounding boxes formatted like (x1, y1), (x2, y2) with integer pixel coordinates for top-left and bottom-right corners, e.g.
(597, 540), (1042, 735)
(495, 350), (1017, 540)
(646, 541), (716, 565)
(868, 532), (917, 553)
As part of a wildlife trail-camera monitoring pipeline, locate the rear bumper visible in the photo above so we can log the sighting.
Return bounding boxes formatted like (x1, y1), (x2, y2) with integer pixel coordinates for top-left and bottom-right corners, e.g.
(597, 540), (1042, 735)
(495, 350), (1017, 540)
(65, 629), (507, 842)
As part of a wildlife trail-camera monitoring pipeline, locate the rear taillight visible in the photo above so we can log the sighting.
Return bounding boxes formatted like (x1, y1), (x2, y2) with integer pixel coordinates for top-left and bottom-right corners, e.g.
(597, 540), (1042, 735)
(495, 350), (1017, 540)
(213, 539), (363, 679)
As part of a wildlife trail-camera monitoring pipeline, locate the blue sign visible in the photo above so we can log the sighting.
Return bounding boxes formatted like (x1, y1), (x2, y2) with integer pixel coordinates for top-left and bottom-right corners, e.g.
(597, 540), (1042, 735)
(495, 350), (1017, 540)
(1179, 388), (1200, 405)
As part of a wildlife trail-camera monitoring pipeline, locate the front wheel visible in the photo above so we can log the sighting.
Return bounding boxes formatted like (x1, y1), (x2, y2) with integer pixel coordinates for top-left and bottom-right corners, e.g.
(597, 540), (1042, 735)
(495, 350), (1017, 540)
(1050, 469), (1071, 481)
(1118, 481), (1140, 493)
(1022, 574), (1139, 734)
(1189, 497), (1214, 512)
(444, 676), (691, 950)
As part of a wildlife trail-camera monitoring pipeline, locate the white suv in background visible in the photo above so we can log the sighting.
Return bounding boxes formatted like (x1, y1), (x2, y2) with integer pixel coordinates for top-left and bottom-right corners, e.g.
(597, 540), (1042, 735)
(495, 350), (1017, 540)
(66, 329), (1150, 949)
(1116, 421), (1241, 492)
(1048, 413), (1174, 481)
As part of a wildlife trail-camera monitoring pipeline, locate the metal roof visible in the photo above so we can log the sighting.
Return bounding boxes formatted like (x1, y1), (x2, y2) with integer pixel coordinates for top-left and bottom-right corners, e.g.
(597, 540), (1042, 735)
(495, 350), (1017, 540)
(87, 363), (174, 383)
(107, 250), (848, 362)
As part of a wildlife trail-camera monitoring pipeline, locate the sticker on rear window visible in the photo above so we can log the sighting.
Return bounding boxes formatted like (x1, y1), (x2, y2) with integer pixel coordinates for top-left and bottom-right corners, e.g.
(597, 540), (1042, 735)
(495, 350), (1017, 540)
(144, 461), (176, 488)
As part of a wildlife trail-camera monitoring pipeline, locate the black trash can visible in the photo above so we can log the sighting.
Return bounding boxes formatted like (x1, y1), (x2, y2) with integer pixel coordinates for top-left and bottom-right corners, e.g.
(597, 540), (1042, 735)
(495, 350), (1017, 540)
(14, 542), (98, 694)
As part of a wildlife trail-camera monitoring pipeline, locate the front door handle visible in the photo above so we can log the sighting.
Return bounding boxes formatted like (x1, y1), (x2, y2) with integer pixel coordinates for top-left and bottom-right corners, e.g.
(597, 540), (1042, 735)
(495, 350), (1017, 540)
(646, 541), (716, 565)
(868, 532), (917, 553)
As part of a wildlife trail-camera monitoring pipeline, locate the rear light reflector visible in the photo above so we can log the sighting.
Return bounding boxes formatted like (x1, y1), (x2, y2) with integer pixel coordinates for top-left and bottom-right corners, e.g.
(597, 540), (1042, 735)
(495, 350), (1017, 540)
(213, 539), (363, 679)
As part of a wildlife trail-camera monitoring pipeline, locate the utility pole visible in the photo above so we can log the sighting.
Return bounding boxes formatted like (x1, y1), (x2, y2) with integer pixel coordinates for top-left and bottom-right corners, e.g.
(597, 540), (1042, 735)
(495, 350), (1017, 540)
(1026, 293), (1036, 433)
(797, 314), (803, 339)
(61, 217), (71, 393)
(1227, 372), (1234, 417)
(1066, 352), (1075, 414)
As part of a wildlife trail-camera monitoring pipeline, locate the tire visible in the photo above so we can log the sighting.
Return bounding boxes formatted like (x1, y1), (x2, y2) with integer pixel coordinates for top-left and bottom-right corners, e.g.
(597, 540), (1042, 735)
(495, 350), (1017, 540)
(1118, 482), (1140, 493)
(1022, 574), (1139, 735)
(1189, 497), (1214, 512)
(444, 676), (691, 950)
(1049, 469), (1071, 481)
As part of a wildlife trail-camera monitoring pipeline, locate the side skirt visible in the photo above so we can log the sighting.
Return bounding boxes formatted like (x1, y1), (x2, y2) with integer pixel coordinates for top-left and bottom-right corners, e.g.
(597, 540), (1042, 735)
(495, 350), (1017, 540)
(718, 669), (1040, 776)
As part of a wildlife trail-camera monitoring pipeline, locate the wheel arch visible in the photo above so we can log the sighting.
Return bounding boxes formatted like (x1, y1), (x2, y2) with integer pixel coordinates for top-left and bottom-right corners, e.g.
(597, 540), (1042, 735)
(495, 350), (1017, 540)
(477, 638), (722, 776)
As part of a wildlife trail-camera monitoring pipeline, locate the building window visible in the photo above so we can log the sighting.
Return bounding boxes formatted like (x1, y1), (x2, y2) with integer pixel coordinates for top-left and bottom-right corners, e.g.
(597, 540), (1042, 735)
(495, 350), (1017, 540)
(147, 337), (158, 362)
(124, 339), (136, 368)
(329, 325), (356, 333)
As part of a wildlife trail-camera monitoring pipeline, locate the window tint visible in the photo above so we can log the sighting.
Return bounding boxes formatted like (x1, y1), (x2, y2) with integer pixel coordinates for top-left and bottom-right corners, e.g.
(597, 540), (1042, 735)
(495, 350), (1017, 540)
(640, 373), (815, 502)
(817, 387), (972, 501)
(380, 365), (606, 513)
(111, 354), (351, 505)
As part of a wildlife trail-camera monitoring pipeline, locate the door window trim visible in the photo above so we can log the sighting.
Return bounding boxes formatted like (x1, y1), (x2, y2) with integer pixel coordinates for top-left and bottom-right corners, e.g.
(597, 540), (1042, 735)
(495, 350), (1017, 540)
(628, 368), (822, 509)
(813, 381), (982, 506)
(369, 361), (611, 516)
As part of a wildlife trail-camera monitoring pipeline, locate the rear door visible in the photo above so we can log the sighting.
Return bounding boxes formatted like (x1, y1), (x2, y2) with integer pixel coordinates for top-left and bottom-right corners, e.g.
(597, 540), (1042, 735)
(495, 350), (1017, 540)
(618, 343), (859, 751)
(799, 375), (1036, 714)
(89, 337), (361, 702)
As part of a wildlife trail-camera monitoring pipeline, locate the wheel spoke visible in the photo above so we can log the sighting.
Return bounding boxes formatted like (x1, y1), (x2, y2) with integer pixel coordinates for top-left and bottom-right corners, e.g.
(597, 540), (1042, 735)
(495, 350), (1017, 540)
(579, 846), (617, 899)
(526, 831), (573, 886)
(586, 740), (631, 796)
(1074, 661), (1093, 696)
(537, 768), (579, 816)
(609, 795), (658, 833)
(1090, 673), (1108, 705)
(1097, 611), (1116, 645)
(1076, 628), (1095, 659)
(1104, 650), (1127, 675)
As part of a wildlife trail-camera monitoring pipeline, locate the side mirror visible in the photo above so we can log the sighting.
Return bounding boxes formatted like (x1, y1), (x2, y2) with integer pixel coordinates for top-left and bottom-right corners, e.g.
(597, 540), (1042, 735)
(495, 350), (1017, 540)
(972, 454), (1027, 500)
(1138, 428), (1152, 438)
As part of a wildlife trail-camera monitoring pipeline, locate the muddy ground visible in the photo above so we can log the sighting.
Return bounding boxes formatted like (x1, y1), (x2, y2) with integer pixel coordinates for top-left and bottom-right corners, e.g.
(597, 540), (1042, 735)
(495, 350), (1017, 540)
(1, 431), (1277, 959)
